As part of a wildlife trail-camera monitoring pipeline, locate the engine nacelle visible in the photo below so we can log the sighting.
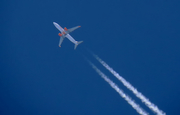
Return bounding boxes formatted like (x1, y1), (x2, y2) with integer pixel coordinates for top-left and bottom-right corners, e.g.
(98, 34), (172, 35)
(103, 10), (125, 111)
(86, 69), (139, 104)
(58, 33), (62, 37)
(64, 27), (68, 31)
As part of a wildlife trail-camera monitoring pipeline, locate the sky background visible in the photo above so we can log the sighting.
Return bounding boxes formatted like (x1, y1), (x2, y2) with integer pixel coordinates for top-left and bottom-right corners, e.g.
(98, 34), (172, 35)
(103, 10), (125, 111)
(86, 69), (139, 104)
(1, 0), (180, 115)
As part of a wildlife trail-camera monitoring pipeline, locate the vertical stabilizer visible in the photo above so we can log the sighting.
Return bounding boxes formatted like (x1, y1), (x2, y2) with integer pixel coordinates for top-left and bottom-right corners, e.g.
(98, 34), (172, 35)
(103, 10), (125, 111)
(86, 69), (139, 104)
(74, 41), (83, 50)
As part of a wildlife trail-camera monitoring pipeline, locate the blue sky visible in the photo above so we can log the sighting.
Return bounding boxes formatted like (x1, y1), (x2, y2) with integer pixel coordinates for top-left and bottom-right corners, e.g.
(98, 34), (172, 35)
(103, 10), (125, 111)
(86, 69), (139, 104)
(1, 0), (180, 115)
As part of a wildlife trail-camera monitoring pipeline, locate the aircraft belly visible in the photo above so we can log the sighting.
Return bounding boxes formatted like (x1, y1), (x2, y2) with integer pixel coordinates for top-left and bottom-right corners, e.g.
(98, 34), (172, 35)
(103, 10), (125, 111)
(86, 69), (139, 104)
(66, 34), (77, 44)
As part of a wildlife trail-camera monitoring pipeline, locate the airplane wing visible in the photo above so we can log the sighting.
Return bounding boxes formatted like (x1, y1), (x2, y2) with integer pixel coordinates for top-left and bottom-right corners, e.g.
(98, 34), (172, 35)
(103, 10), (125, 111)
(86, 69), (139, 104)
(53, 22), (64, 32)
(66, 26), (81, 33)
(59, 36), (65, 47)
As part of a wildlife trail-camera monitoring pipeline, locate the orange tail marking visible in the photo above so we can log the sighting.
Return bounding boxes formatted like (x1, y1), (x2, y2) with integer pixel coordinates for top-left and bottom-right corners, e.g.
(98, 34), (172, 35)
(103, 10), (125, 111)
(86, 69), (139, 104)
(64, 27), (68, 31)
(58, 33), (62, 37)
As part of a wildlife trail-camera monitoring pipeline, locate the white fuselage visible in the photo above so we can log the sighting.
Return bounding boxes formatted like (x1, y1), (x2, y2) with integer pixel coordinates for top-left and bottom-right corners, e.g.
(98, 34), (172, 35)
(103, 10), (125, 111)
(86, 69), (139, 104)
(65, 34), (77, 44)
(53, 22), (82, 49)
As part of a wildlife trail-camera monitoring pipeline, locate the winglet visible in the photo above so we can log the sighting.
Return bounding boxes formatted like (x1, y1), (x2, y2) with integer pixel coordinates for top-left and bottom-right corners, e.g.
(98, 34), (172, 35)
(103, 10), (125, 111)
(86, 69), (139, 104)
(78, 26), (81, 28)
(59, 45), (61, 47)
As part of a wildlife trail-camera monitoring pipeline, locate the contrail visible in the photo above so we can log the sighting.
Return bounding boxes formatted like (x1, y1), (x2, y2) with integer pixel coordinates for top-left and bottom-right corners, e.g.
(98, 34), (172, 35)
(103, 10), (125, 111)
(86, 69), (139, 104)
(92, 54), (165, 115)
(88, 61), (149, 115)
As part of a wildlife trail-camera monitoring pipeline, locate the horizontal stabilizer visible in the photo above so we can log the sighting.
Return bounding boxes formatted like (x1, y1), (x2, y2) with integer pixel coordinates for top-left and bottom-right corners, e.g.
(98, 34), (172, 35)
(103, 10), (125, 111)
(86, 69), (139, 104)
(74, 41), (83, 50)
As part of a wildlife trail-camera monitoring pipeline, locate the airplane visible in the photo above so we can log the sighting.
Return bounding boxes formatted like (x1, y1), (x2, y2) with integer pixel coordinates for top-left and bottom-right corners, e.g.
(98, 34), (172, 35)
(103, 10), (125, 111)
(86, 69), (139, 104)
(53, 22), (83, 49)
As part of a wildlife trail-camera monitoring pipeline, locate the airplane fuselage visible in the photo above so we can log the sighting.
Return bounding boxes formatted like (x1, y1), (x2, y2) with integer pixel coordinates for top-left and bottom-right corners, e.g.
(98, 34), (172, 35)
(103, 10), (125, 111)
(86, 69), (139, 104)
(53, 22), (83, 49)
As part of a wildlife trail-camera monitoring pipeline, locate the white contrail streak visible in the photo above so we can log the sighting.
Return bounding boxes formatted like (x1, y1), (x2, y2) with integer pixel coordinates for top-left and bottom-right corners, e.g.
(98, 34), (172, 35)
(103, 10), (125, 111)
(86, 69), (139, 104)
(93, 54), (165, 115)
(88, 61), (149, 115)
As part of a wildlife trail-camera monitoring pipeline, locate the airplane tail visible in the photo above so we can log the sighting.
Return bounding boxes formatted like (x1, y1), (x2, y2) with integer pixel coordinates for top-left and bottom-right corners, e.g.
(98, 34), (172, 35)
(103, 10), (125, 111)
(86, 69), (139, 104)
(74, 41), (83, 50)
